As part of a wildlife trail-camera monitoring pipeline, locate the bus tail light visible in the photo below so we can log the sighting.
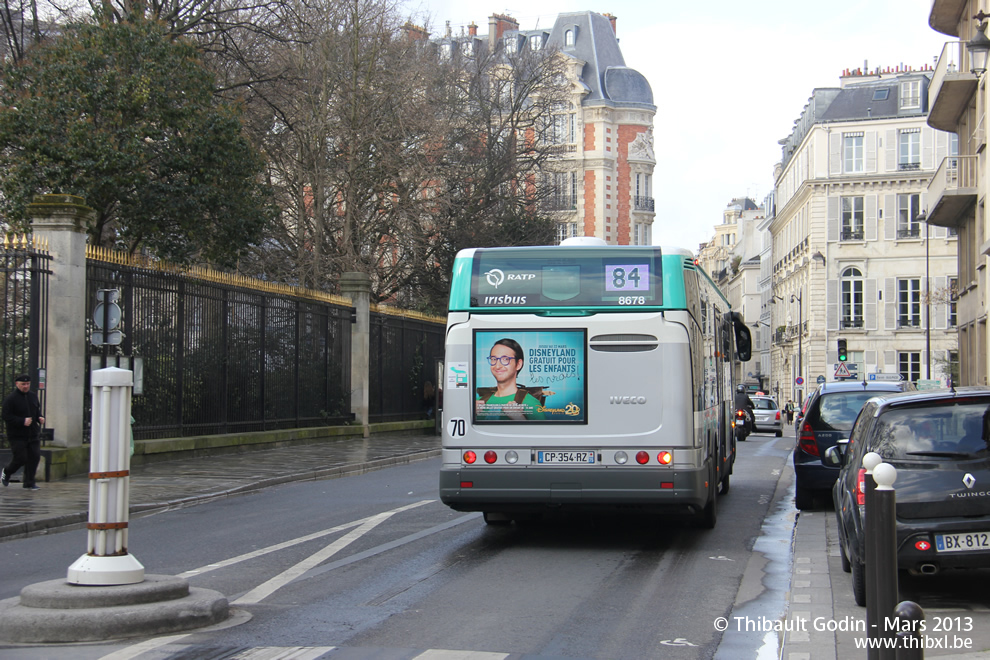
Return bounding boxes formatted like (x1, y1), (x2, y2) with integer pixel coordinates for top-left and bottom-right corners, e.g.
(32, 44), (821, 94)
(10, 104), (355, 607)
(635, 451), (650, 465)
(798, 423), (819, 457)
(484, 451), (497, 464)
(657, 451), (673, 465)
(464, 451), (477, 464)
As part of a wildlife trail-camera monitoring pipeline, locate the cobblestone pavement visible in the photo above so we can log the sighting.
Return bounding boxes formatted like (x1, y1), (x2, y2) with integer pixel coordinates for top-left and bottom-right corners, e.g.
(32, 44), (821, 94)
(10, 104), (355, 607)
(0, 433), (441, 540)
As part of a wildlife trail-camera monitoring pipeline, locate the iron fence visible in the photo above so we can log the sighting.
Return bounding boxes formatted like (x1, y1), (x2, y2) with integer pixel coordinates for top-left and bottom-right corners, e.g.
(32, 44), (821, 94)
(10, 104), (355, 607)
(369, 307), (445, 423)
(86, 250), (354, 441)
(0, 236), (50, 443)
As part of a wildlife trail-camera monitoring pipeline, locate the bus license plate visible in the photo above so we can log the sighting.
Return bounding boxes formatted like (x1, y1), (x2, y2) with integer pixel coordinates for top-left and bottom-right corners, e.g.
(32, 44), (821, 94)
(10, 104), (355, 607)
(935, 531), (990, 553)
(537, 451), (596, 464)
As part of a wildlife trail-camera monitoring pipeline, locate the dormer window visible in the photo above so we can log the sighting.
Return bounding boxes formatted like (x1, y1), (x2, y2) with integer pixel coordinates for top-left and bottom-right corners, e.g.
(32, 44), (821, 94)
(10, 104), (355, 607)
(900, 80), (921, 110)
(439, 43), (451, 60)
(505, 36), (518, 54)
(530, 34), (543, 50)
(564, 29), (575, 47)
(461, 40), (473, 57)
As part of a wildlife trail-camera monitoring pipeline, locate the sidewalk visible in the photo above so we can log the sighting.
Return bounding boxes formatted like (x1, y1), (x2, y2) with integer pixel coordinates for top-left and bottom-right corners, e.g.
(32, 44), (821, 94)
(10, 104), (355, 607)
(781, 503), (990, 659)
(0, 432), (442, 541)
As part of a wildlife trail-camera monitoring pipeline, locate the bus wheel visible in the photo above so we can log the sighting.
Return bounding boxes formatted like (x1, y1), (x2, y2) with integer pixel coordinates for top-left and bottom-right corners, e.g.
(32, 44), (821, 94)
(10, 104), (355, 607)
(698, 480), (718, 529)
(483, 511), (512, 526)
(719, 473), (730, 495)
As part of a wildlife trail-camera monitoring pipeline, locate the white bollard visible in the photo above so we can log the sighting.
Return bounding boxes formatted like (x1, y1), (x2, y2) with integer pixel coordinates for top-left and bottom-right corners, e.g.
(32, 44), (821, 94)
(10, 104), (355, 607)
(67, 367), (144, 585)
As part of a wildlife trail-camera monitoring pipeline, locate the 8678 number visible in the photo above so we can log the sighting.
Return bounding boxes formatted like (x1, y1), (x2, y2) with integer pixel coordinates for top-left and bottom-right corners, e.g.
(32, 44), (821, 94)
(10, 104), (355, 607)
(618, 296), (646, 305)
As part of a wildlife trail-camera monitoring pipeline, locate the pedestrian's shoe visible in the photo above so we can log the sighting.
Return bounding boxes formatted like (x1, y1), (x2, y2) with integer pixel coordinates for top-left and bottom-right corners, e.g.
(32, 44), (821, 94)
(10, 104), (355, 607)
(24, 485), (40, 490)
(1, 469), (8, 487)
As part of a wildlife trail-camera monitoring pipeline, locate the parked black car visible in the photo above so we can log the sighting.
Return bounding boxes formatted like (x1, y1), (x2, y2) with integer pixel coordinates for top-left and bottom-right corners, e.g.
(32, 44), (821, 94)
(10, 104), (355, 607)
(793, 380), (913, 510)
(828, 387), (990, 606)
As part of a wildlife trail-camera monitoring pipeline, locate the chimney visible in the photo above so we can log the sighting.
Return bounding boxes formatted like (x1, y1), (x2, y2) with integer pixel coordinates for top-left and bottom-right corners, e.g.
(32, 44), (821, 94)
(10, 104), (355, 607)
(489, 13), (519, 45)
(468, 21), (478, 37)
(603, 13), (617, 35)
(401, 21), (429, 42)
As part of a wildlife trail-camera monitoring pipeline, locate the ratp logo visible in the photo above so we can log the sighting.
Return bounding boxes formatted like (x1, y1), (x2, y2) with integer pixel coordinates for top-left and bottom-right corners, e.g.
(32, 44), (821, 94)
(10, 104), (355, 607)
(485, 268), (505, 288)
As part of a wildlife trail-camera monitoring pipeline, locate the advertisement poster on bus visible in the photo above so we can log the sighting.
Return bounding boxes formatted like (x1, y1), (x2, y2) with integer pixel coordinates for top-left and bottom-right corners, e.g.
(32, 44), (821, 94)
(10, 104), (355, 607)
(473, 329), (587, 424)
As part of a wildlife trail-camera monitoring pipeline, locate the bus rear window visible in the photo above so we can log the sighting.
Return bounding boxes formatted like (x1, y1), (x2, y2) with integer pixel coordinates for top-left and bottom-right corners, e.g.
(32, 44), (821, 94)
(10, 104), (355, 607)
(469, 247), (663, 308)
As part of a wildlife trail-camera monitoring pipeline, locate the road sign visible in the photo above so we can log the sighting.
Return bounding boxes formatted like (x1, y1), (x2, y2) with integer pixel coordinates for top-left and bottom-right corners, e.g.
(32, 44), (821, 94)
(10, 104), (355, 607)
(834, 362), (852, 379)
(868, 373), (903, 382)
(817, 375), (826, 384)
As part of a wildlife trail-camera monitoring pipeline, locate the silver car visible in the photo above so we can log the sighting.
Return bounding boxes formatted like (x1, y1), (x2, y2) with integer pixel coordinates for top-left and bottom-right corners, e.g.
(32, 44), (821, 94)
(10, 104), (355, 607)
(750, 395), (783, 436)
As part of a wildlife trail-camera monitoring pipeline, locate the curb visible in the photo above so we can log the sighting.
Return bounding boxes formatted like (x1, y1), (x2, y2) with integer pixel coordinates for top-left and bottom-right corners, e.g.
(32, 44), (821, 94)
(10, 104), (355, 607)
(0, 448), (441, 542)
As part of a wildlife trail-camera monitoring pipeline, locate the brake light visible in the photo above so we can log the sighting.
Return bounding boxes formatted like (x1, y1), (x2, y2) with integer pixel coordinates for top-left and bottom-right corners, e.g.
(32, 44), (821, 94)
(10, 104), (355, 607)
(657, 451), (673, 465)
(464, 451), (477, 464)
(775, 411), (781, 421)
(856, 468), (866, 506)
(484, 451), (497, 464)
(798, 422), (819, 457)
(636, 451), (650, 464)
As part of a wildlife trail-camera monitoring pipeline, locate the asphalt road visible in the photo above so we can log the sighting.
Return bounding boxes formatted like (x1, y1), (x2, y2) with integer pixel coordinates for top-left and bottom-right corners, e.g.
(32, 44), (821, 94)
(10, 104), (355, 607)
(1, 430), (799, 660)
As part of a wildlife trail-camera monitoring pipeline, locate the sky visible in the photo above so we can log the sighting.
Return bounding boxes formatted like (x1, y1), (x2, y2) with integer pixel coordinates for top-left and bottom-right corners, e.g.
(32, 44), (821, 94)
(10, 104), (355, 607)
(399, 0), (952, 251)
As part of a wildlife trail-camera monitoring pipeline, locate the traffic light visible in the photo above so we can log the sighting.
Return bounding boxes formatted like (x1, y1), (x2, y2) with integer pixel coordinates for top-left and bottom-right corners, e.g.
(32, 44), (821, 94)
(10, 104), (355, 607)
(837, 338), (848, 362)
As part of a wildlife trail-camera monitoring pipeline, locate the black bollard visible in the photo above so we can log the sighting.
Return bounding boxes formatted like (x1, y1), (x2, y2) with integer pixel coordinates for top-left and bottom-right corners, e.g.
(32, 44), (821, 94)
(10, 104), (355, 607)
(863, 451), (882, 660)
(873, 461), (899, 660)
(893, 600), (925, 660)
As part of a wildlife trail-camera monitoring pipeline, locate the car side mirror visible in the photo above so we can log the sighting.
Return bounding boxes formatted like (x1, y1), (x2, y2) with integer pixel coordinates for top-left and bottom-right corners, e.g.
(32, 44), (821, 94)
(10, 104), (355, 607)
(822, 439), (849, 468)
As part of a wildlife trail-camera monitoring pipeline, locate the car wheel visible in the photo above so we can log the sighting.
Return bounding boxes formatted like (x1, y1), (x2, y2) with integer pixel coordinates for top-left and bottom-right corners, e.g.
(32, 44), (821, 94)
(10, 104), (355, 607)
(775, 429), (783, 437)
(795, 486), (815, 510)
(838, 534), (851, 573)
(851, 558), (867, 607)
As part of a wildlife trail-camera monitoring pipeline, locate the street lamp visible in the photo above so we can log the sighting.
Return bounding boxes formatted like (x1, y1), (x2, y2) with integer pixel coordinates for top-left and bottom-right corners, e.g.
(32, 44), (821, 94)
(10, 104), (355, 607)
(919, 209), (931, 380)
(968, 11), (990, 75)
(792, 292), (803, 405)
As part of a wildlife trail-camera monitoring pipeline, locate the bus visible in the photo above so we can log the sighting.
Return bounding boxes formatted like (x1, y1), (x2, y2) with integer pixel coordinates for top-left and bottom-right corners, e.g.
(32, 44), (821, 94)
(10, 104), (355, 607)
(438, 239), (751, 528)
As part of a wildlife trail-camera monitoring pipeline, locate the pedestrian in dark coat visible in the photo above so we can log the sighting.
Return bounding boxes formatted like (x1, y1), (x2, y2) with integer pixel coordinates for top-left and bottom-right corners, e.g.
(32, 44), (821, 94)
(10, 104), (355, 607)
(1, 374), (45, 490)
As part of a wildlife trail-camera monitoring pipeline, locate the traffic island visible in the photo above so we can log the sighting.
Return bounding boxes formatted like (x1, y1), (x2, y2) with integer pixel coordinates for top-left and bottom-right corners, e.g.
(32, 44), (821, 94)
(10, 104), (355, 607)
(0, 574), (228, 643)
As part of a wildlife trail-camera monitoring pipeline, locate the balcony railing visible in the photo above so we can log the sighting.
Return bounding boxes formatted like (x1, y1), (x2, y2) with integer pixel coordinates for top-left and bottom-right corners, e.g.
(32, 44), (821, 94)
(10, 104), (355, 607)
(928, 41), (978, 132)
(896, 227), (921, 239)
(840, 229), (864, 241)
(841, 318), (864, 329)
(547, 194), (577, 211)
(634, 196), (655, 212)
(926, 155), (978, 227)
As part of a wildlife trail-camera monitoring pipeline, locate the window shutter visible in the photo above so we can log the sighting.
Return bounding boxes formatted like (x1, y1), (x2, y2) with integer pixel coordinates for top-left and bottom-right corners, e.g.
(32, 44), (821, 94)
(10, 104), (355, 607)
(934, 275), (947, 329)
(830, 133), (841, 175)
(884, 350), (897, 372)
(923, 127), (935, 170)
(866, 195), (878, 241)
(866, 131), (878, 172)
(865, 349), (878, 368)
(865, 278), (878, 330)
(884, 278), (896, 330)
(826, 279), (838, 330)
(827, 197), (839, 242)
(886, 129), (897, 171)
(884, 194), (896, 240)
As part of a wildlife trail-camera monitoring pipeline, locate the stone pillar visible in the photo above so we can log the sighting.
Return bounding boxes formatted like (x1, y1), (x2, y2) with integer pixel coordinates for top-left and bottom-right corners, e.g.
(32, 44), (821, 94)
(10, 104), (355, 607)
(30, 194), (93, 448)
(340, 272), (370, 437)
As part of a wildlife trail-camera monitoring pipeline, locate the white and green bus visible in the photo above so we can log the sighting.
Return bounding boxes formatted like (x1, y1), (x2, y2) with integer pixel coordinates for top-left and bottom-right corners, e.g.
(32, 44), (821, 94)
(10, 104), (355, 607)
(439, 238), (752, 528)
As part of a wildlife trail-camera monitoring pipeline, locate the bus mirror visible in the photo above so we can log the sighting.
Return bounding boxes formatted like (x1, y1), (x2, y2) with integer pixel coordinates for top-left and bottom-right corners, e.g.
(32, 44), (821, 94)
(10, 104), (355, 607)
(728, 312), (752, 361)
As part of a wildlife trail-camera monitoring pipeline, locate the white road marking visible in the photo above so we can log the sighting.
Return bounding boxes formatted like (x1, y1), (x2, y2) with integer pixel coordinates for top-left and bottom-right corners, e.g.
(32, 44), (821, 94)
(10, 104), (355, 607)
(412, 651), (511, 659)
(234, 502), (431, 605)
(179, 500), (433, 579)
(230, 647), (336, 659)
(97, 633), (192, 660)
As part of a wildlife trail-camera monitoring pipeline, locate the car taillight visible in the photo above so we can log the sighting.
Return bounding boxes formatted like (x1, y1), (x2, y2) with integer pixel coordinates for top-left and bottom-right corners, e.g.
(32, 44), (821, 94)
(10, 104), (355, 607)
(856, 468), (866, 506)
(775, 411), (781, 421)
(798, 422), (819, 457)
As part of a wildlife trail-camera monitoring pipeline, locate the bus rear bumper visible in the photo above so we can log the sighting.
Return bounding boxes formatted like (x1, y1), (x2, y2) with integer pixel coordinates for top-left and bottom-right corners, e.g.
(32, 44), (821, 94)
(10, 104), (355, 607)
(439, 466), (710, 515)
